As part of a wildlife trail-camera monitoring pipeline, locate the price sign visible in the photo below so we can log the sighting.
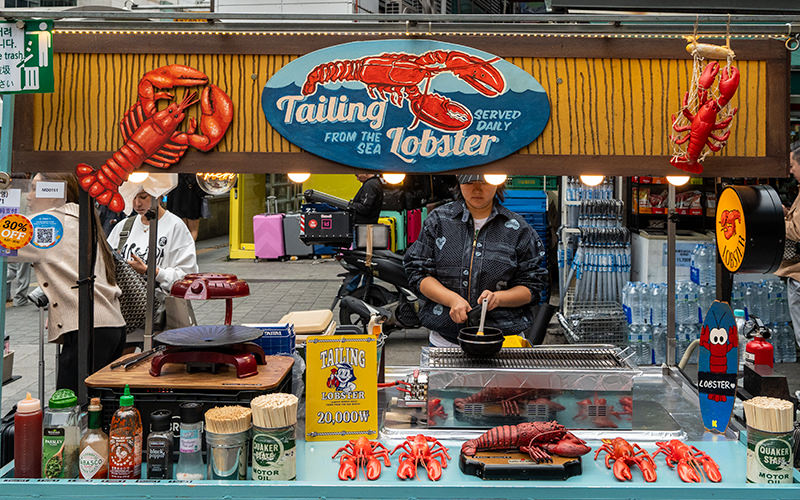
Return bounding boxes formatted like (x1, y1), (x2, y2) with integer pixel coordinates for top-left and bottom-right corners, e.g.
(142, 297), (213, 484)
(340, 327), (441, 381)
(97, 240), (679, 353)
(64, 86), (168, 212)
(0, 213), (33, 250)
(305, 335), (378, 442)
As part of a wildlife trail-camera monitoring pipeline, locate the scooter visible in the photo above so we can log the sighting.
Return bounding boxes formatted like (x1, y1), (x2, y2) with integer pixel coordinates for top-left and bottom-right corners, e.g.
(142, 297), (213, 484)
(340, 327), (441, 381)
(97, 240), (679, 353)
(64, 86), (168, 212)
(303, 189), (422, 335)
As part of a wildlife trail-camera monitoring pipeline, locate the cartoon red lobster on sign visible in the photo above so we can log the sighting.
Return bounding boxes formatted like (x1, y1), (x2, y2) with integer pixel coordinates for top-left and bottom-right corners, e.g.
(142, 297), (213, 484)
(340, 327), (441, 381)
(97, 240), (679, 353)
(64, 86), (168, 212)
(699, 324), (737, 402)
(670, 61), (739, 173)
(301, 51), (505, 132)
(77, 65), (234, 212)
(718, 209), (741, 240)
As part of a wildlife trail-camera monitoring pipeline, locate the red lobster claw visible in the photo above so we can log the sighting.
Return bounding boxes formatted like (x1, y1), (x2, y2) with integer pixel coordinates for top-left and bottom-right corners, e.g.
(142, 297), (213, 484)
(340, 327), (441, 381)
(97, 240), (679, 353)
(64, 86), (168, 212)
(396, 459), (417, 479)
(175, 84), (234, 152)
(676, 460), (703, 483)
(423, 458), (443, 481)
(612, 460), (633, 482)
(338, 456), (358, 481)
(698, 61), (720, 91)
(365, 457), (383, 481)
(717, 66), (740, 108)
(408, 92), (472, 131)
(441, 51), (505, 97)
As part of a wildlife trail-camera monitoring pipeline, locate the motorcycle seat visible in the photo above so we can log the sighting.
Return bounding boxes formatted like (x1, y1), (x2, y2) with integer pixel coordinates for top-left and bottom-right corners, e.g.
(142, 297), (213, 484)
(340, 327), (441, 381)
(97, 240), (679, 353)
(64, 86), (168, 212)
(373, 249), (402, 261)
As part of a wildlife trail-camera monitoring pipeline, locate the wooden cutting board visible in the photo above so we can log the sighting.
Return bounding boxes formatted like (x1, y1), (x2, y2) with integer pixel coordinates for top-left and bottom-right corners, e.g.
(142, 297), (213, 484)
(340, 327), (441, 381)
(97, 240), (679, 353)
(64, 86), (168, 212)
(85, 353), (294, 391)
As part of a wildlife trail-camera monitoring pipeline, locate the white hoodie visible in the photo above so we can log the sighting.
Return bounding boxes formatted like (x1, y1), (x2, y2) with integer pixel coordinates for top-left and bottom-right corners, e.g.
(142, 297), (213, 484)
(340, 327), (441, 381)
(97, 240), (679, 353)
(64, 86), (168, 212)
(107, 210), (198, 292)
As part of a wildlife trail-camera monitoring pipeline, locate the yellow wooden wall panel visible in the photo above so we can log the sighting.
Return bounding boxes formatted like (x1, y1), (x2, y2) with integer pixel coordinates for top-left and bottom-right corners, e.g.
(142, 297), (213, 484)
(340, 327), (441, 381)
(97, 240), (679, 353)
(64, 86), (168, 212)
(33, 54), (767, 157)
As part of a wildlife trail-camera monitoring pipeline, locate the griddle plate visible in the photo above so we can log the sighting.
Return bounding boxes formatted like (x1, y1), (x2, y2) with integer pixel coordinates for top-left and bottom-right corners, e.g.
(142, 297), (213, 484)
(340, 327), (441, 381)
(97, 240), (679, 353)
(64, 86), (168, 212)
(424, 347), (630, 369)
(155, 325), (263, 347)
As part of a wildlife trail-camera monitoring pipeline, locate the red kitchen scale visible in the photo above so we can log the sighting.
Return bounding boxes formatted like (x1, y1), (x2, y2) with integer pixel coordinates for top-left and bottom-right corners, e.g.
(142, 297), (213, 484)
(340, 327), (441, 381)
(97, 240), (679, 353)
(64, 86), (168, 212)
(148, 273), (263, 378)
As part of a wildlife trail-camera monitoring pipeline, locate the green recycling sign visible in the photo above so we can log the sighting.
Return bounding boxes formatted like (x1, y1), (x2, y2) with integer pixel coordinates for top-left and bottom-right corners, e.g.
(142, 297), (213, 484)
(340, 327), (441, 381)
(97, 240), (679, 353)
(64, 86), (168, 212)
(0, 20), (53, 94)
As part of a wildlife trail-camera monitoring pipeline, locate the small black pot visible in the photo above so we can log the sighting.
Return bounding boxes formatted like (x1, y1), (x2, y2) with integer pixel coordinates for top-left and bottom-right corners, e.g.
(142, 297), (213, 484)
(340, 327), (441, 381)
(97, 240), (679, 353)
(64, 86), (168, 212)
(458, 336), (504, 357)
(458, 326), (503, 341)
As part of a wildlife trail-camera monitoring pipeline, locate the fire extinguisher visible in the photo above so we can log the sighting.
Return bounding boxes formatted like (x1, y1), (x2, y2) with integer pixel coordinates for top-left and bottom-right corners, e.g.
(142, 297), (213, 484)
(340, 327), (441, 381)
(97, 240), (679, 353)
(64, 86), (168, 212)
(743, 317), (774, 369)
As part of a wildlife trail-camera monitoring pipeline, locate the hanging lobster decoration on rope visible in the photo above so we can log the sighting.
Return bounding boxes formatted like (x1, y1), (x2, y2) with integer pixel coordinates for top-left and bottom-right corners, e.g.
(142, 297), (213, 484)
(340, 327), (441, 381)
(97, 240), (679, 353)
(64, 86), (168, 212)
(669, 33), (739, 174)
(301, 50), (505, 132)
(77, 64), (234, 212)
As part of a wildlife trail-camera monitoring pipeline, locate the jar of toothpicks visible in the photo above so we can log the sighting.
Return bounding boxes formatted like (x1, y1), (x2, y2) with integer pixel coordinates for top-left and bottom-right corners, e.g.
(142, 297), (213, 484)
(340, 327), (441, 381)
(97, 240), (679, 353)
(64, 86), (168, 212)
(205, 406), (252, 480)
(743, 396), (796, 484)
(250, 393), (299, 481)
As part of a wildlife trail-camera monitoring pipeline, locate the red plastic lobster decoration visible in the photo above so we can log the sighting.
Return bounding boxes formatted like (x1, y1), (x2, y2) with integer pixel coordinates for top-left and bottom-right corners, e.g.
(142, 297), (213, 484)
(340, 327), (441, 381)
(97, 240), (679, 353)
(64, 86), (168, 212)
(77, 64), (234, 212)
(609, 396), (633, 421)
(461, 421), (591, 463)
(391, 434), (451, 480)
(670, 61), (739, 173)
(718, 209), (741, 240)
(594, 437), (657, 482)
(302, 51), (505, 132)
(653, 439), (721, 483)
(332, 436), (391, 480)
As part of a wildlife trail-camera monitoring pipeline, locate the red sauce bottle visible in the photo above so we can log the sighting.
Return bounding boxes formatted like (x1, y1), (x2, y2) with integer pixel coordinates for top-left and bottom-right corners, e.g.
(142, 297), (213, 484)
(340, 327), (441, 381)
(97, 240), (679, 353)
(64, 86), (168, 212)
(14, 392), (43, 478)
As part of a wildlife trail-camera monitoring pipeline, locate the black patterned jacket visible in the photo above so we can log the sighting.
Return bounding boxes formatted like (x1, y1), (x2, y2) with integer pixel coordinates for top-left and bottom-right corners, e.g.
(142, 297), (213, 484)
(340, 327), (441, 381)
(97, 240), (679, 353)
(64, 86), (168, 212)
(403, 200), (548, 341)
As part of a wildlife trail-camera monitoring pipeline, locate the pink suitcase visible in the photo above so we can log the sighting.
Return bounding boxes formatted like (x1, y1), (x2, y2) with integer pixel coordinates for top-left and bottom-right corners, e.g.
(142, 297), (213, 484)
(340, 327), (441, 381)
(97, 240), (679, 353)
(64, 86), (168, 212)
(407, 209), (422, 246)
(254, 214), (285, 259)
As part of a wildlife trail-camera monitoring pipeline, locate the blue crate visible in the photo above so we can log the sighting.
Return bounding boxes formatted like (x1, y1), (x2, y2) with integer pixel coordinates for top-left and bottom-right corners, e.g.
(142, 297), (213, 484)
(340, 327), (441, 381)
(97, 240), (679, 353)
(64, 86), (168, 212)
(246, 323), (296, 356)
(504, 190), (548, 213)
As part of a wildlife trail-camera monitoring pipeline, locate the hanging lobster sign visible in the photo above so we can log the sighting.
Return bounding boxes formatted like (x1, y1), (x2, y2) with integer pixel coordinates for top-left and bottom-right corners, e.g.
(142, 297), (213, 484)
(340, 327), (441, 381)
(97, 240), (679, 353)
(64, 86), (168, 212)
(262, 39), (550, 172)
(669, 38), (739, 174)
(77, 65), (234, 212)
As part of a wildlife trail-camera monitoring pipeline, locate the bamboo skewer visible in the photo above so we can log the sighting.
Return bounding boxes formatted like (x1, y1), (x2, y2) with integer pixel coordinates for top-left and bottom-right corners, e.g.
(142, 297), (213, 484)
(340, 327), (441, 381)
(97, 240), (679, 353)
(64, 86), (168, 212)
(743, 397), (794, 433)
(251, 393), (299, 428)
(205, 406), (253, 434)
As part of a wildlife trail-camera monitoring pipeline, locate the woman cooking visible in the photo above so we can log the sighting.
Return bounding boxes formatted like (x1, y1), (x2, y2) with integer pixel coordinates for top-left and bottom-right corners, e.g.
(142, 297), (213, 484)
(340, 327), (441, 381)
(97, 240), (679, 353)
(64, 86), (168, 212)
(403, 175), (548, 347)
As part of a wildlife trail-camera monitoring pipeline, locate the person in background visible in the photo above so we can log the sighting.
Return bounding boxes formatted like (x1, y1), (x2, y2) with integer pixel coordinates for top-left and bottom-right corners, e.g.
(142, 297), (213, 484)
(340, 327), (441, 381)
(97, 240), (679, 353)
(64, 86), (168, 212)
(776, 142), (800, 351)
(22, 173), (126, 394)
(107, 186), (198, 294)
(166, 173), (205, 240)
(350, 173), (384, 224)
(403, 174), (548, 347)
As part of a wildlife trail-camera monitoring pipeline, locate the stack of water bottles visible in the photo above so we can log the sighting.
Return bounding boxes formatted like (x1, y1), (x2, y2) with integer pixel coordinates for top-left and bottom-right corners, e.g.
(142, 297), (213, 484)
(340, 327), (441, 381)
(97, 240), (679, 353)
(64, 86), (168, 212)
(622, 281), (703, 366)
(729, 279), (796, 363)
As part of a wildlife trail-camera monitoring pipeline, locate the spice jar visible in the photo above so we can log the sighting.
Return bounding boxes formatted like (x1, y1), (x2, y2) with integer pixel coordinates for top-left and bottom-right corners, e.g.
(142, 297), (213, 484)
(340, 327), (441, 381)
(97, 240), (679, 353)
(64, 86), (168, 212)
(147, 410), (174, 479)
(42, 389), (80, 478)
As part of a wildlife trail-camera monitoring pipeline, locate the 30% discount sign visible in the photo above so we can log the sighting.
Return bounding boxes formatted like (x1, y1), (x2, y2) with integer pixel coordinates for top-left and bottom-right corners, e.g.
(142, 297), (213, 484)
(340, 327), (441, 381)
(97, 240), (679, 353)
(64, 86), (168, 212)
(0, 214), (33, 250)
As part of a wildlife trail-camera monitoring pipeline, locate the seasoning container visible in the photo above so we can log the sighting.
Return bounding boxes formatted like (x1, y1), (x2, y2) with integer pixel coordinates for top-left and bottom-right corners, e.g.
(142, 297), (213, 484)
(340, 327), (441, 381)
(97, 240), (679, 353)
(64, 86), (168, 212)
(79, 398), (109, 479)
(744, 396), (795, 484)
(14, 392), (42, 478)
(204, 406), (252, 480)
(42, 389), (80, 478)
(176, 402), (205, 481)
(109, 385), (143, 479)
(146, 410), (173, 479)
(250, 394), (298, 481)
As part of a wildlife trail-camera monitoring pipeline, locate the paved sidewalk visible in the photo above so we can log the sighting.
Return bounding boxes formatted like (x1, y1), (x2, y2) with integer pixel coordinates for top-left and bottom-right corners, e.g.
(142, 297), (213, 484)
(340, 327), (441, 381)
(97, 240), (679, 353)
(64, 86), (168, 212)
(2, 236), (427, 411)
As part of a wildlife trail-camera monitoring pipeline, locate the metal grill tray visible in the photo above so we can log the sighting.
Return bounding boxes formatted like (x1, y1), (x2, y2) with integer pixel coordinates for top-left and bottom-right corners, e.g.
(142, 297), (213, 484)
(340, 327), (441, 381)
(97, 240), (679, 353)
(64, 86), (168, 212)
(422, 345), (634, 370)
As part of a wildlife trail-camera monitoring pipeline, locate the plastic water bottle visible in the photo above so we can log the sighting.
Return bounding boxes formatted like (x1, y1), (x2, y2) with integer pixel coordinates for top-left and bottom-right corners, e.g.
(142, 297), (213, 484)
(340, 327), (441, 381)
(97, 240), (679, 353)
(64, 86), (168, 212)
(675, 282), (686, 324)
(632, 283), (646, 325)
(697, 283), (713, 323)
(773, 284), (787, 323)
(733, 309), (746, 372)
(690, 244), (701, 285)
(650, 284), (666, 326)
(652, 325), (667, 364)
(785, 323), (797, 363)
(639, 325), (653, 365)
(628, 324), (641, 364)
(622, 282), (634, 324)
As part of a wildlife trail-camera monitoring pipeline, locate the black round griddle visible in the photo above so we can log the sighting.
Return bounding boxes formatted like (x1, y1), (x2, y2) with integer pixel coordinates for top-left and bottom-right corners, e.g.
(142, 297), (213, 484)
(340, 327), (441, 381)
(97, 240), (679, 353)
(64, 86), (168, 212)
(155, 325), (263, 347)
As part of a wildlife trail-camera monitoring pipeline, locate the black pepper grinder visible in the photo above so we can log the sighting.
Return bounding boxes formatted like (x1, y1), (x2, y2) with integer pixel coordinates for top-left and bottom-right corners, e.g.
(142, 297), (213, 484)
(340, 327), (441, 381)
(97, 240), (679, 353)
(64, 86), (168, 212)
(146, 410), (174, 479)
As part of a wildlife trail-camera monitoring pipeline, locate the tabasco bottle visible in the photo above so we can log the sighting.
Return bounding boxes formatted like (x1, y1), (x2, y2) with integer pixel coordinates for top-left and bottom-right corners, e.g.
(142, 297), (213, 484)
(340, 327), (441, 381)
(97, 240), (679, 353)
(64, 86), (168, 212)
(108, 385), (142, 479)
(79, 398), (108, 479)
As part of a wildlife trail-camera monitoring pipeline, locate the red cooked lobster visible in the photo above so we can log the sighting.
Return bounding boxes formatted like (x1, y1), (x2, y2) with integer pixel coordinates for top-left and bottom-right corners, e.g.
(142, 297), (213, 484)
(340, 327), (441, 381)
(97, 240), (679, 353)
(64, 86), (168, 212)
(594, 437), (657, 482)
(301, 50), (505, 132)
(461, 421), (591, 463)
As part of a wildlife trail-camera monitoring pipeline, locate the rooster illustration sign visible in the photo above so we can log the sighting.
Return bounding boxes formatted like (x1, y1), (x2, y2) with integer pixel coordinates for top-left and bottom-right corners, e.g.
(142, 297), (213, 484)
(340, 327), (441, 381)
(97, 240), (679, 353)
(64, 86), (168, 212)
(262, 39), (550, 172)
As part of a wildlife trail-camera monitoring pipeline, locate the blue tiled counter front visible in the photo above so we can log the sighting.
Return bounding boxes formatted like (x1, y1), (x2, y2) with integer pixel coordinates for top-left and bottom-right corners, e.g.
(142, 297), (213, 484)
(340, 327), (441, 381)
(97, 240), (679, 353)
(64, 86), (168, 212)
(0, 438), (797, 500)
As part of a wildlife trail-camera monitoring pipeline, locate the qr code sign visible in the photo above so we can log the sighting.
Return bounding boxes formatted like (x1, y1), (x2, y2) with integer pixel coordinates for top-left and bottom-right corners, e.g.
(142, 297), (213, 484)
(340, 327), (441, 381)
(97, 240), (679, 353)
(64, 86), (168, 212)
(35, 227), (54, 246)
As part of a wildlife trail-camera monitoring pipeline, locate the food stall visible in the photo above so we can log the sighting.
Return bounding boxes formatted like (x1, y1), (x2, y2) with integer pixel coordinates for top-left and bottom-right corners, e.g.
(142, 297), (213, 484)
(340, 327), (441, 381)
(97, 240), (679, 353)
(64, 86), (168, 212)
(0, 9), (797, 500)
